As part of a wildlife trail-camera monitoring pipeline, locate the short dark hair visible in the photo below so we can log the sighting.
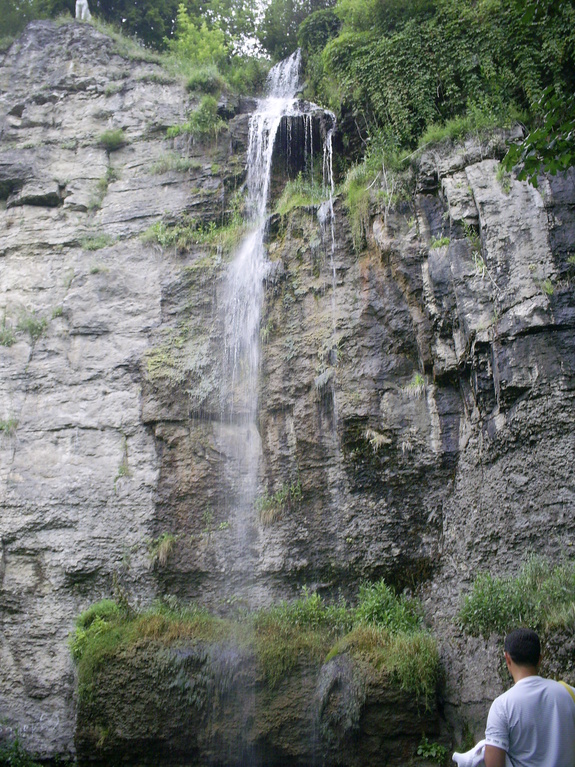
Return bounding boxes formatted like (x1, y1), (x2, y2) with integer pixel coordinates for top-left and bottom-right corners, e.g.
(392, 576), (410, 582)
(504, 628), (541, 666)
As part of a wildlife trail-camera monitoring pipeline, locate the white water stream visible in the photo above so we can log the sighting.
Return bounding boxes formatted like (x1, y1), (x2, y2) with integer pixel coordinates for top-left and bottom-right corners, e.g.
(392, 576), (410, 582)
(219, 49), (337, 601)
(223, 49), (302, 421)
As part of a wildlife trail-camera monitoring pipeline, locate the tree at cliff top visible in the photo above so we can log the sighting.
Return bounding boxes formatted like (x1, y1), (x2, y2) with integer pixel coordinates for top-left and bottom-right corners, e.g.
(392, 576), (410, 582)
(299, 0), (574, 173)
(0, 0), (36, 36)
(0, 0), (256, 51)
(258, 0), (337, 61)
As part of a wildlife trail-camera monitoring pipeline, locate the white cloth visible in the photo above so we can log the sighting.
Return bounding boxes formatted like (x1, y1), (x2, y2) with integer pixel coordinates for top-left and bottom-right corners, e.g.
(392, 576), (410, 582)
(485, 676), (575, 767)
(452, 739), (513, 767)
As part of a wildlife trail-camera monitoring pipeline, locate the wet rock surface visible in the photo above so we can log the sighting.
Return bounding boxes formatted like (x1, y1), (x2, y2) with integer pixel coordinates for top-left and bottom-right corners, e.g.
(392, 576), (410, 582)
(74, 640), (440, 767)
(0, 18), (574, 763)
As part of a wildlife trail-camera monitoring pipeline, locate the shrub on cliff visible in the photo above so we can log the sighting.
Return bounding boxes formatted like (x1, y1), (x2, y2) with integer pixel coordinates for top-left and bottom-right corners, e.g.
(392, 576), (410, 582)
(303, 0), (574, 180)
(458, 555), (575, 638)
(71, 580), (439, 705)
(354, 579), (422, 632)
(0, 734), (42, 767)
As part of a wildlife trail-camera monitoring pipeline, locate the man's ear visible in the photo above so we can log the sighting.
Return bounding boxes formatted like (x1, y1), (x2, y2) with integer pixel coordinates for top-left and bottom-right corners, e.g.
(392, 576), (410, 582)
(504, 651), (512, 668)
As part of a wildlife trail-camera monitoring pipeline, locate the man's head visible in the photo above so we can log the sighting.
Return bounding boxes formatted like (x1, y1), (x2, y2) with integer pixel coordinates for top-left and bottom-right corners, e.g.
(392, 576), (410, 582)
(504, 628), (541, 668)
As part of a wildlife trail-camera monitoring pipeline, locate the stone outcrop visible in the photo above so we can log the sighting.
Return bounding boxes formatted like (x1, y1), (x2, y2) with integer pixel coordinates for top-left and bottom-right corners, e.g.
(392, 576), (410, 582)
(0, 18), (574, 763)
(74, 639), (439, 767)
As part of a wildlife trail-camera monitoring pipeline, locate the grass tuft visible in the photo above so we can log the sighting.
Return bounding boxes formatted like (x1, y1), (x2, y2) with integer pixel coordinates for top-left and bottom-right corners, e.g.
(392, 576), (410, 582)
(16, 312), (47, 342)
(71, 579), (439, 705)
(275, 173), (328, 217)
(458, 555), (575, 637)
(98, 129), (127, 152)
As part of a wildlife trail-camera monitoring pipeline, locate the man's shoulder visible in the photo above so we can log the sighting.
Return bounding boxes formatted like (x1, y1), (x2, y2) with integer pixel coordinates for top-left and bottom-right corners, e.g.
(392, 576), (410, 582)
(492, 676), (570, 705)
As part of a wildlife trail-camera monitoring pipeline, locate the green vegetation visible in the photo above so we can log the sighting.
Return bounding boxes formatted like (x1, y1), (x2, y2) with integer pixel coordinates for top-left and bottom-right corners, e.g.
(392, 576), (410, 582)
(98, 129), (126, 152)
(295, 0), (574, 188)
(71, 580), (439, 705)
(458, 556), (575, 638)
(538, 277), (554, 296)
(167, 95), (226, 142)
(81, 234), (115, 251)
(502, 87), (575, 187)
(0, 733), (42, 767)
(166, 4), (227, 69)
(186, 65), (228, 94)
(342, 163), (372, 250)
(0, 317), (16, 347)
(149, 154), (202, 175)
(148, 533), (179, 567)
(496, 163), (512, 194)
(275, 173), (329, 217)
(256, 480), (303, 525)
(16, 311), (47, 342)
(430, 235), (450, 249)
(0, 418), (18, 435)
(6, 1), (573, 188)
(142, 213), (247, 254)
(417, 735), (449, 765)
(340, 139), (414, 251)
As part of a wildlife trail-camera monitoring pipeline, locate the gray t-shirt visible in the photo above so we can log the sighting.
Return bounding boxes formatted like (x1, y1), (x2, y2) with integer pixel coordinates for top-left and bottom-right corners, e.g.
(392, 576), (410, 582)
(485, 676), (575, 767)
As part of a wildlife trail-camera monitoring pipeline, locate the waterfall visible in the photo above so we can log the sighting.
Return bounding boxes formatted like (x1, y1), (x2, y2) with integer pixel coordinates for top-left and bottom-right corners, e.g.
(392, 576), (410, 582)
(218, 50), (303, 601)
(223, 49), (302, 420)
(217, 49), (338, 607)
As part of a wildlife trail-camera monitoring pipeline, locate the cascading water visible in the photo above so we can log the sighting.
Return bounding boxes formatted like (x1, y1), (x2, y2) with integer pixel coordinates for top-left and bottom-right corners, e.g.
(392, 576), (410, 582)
(223, 49), (303, 419)
(219, 50), (304, 602)
(218, 49), (338, 608)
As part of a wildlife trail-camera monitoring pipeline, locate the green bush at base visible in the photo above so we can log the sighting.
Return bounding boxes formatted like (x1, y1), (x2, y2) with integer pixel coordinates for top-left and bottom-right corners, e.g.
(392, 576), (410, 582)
(71, 579), (440, 707)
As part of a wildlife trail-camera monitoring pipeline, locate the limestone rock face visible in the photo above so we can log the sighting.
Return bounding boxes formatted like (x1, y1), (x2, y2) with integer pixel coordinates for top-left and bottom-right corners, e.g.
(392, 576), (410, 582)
(0, 18), (574, 762)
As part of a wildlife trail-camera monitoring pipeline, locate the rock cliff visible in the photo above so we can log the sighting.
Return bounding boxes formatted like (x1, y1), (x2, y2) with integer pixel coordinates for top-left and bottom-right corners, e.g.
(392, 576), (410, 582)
(0, 19), (574, 762)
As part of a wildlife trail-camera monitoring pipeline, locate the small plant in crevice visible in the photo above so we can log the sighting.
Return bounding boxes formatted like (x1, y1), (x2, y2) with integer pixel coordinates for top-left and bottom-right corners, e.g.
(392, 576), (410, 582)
(463, 221), (500, 292)
(114, 457), (130, 486)
(0, 418), (18, 435)
(88, 177), (109, 212)
(149, 153), (201, 175)
(147, 533), (179, 567)
(364, 428), (391, 454)
(401, 372), (426, 398)
(496, 163), (512, 195)
(81, 234), (115, 251)
(255, 479), (302, 526)
(98, 128), (127, 152)
(201, 508), (214, 535)
(538, 277), (554, 296)
(0, 317), (16, 346)
(417, 735), (448, 765)
(430, 235), (450, 249)
(462, 220), (481, 255)
(16, 311), (47, 343)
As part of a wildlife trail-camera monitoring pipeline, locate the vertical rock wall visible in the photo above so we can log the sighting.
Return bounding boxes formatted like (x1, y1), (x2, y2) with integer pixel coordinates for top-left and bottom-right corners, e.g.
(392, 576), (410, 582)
(0, 19), (574, 759)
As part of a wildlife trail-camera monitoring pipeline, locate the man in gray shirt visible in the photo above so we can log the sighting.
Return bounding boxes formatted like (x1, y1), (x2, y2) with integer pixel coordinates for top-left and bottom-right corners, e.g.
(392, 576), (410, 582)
(484, 628), (575, 767)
